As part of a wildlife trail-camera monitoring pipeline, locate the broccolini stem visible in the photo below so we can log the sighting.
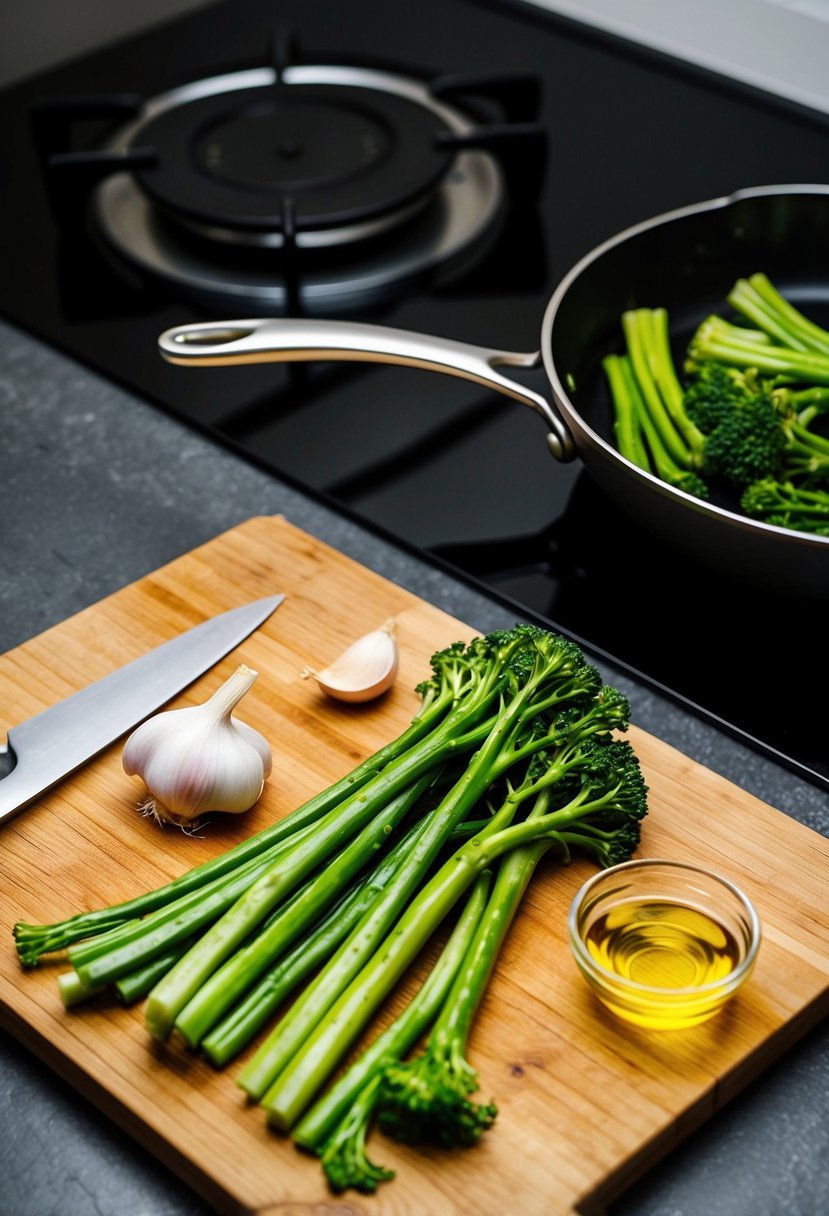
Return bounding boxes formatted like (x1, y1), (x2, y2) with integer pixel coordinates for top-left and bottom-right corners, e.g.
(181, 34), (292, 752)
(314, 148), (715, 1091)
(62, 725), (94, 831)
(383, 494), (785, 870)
(172, 778), (434, 1049)
(690, 316), (829, 384)
(68, 831), (317, 982)
(728, 277), (813, 353)
(236, 795), (461, 1101)
(729, 273), (829, 356)
(607, 347), (705, 495)
(617, 350), (700, 491)
(649, 308), (706, 459)
(426, 807), (553, 1065)
(603, 354), (651, 471)
(57, 969), (104, 1008)
(114, 941), (197, 1005)
(257, 846), (488, 1131)
(788, 387), (829, 426)
(622, 308), (700, 467)
(786, 416), (829, 458)
(370, 803), (555, 1156)
(201, 825), (424, 1068)
(293, 872), (492, 1155)
(66, 821), (319, 971)
(57, 937), (197, 1009)
(147, 779), (431, 1042)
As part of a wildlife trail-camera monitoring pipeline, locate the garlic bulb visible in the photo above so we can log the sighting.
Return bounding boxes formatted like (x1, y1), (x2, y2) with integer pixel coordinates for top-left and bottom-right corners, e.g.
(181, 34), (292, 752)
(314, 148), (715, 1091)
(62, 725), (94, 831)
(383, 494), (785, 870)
(122, 664), (272, 829)
(301, 619), (399, 703)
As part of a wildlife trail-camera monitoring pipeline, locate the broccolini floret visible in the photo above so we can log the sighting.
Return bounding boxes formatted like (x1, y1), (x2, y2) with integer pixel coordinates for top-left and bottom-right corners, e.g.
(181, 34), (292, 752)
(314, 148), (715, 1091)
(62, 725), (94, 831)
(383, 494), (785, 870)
(683, 362), (784, 488)
(773, 388), (829, 485)
(317, 1075), (395, 1194)
(740, 478), (829, 535)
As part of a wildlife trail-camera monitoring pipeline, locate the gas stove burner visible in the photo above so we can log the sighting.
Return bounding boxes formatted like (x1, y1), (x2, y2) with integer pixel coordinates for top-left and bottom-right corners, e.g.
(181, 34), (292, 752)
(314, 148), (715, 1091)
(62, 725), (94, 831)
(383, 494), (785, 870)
(130, 82), (457, 247)
(88, 65), (510, 310)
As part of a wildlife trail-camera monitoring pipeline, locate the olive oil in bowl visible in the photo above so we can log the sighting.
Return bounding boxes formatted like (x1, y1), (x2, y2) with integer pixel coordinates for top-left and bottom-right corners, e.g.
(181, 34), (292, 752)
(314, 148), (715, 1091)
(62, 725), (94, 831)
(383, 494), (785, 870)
(569, 860), (761, 1030)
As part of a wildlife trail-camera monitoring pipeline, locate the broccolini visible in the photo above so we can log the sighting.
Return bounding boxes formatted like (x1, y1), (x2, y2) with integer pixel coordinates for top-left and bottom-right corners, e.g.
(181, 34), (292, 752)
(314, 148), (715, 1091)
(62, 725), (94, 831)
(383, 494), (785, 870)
(15, 623), (648, 1197)
(603, 275), (829, 533)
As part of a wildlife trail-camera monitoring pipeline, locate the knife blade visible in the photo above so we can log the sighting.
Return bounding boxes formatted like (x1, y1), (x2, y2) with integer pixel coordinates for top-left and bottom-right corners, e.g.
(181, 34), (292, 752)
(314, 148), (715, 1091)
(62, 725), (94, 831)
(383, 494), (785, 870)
(0, 593), (284, 825)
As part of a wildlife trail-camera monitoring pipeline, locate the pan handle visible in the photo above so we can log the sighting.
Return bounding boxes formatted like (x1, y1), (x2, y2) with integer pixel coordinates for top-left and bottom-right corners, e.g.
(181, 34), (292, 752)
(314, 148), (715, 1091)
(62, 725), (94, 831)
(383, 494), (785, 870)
(158, 317), (576, 461)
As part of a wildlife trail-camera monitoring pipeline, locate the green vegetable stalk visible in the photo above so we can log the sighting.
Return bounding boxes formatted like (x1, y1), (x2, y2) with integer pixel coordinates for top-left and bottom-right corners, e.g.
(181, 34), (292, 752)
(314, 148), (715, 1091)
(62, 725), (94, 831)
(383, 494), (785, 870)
(235, 791), (470, 1099)
(373, 797), (555, 1159)
(603, 307), (709, 498)
(728, 273), (829, 357)
(602, 351), (708, 498)
(688, 315), (829, 385)
(201, 821), (431, 1068)
(147, 778), (430, 1042)
(622, 307), (706, 465)
(68, 829), (320, 985)
(298, 871), (493, 1194)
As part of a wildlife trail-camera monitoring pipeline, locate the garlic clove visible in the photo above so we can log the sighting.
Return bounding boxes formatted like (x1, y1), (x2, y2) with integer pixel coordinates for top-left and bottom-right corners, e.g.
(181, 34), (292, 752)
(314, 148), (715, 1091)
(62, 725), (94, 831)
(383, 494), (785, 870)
(301, 619), (399, 703)
(123, 664), (272, 829)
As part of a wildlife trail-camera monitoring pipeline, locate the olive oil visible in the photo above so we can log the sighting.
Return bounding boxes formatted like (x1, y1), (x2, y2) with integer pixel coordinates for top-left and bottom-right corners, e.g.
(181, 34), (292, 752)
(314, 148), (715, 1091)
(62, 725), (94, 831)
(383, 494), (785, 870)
(584, 898), (742, 1028)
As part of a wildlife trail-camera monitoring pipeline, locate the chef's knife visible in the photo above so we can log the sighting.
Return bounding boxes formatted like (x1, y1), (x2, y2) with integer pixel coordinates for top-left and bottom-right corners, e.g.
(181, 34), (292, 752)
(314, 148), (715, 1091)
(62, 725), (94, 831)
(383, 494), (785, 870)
(0, 593), (284, 825)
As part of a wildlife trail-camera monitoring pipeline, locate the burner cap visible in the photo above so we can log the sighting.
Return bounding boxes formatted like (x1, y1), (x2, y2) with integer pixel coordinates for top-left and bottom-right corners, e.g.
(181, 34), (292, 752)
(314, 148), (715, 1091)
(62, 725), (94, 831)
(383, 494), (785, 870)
(130, 83), (455, 237)
(92, 64), (506, 310)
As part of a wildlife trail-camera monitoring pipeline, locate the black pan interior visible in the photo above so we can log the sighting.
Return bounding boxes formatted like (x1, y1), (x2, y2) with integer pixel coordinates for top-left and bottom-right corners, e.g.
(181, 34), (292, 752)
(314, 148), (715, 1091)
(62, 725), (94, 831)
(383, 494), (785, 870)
(549, 190), (829, 515)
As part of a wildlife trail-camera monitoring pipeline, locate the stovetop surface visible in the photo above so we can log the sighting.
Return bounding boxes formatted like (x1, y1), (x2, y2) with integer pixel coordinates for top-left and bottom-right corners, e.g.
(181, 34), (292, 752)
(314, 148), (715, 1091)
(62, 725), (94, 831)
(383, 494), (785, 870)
(1, 0), (828, 790)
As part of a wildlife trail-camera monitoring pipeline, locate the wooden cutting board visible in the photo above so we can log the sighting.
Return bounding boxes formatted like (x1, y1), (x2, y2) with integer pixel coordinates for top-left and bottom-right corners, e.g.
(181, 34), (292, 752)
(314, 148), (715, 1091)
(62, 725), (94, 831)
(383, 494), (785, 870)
(1, 514), (828, 1216)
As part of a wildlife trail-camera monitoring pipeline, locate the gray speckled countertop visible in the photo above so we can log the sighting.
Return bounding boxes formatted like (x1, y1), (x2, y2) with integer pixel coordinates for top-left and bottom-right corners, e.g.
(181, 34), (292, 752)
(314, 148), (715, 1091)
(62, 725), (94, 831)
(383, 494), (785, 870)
(1, 316), (827, 1216)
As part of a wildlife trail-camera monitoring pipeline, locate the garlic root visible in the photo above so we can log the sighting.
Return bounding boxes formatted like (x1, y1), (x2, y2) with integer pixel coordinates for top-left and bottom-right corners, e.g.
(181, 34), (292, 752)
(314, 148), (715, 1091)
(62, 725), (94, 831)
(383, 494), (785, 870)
(123, 663), (272, 830)
(301, 619), (399, 703)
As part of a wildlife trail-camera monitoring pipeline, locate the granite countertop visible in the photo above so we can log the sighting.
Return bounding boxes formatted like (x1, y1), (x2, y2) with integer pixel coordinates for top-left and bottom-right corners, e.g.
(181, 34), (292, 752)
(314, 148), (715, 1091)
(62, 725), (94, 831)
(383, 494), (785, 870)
(1, 316), (827, 1216)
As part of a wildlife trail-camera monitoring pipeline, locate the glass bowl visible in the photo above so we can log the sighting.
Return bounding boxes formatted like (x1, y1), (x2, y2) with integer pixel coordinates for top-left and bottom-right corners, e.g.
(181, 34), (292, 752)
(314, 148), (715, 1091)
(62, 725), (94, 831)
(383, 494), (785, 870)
(568, 858), (761, 1030)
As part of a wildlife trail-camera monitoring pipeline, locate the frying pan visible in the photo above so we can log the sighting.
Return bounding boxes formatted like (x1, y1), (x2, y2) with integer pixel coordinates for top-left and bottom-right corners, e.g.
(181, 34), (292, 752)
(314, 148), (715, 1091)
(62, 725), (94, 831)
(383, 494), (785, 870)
(158, 184), (829, 598)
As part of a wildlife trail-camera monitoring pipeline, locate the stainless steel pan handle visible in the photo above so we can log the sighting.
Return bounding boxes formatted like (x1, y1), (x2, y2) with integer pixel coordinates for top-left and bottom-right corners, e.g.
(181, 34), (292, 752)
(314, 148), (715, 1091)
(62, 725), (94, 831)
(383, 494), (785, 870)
(158, 317), (576, 461)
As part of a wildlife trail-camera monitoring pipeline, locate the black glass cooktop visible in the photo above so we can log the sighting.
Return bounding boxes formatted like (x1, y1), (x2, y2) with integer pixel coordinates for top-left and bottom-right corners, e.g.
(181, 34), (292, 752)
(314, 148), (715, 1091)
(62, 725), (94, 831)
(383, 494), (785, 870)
(0, 0), (827, 790)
